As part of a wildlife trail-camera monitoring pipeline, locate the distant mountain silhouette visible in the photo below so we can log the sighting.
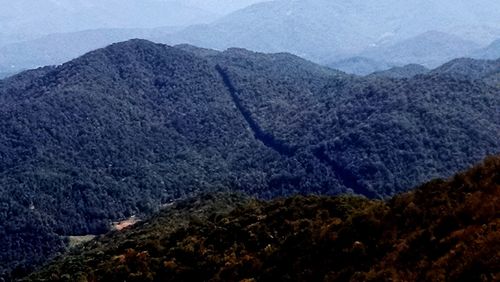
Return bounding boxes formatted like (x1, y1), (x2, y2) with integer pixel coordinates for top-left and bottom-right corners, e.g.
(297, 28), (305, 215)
(360, 31), (480, 68)
(0, 0), (217, 38)
(167, 0), (500, 62)
(0, 28), (181, 75)
(471, 38), (500, 60)
(328, 57), (394, 76)
(370, 64), (429, 78)
(2, 1), (500, 75)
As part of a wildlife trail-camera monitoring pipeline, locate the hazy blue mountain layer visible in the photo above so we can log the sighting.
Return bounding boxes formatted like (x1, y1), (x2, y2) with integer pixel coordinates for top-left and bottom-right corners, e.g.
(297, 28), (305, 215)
(360, 31), (480, 68)
(368, 64), (429, 79)
(168, 0), (500, 62)
(3, 0), (500, 75)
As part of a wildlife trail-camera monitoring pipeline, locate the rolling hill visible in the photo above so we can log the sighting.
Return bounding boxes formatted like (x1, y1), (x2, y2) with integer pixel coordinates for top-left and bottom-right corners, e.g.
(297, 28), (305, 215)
(24, 155), (500, 281)
(1, 40), (499, 279)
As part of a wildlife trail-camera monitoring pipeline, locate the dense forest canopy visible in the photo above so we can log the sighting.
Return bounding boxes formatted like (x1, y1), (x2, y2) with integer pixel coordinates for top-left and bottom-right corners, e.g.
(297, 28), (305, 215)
(24, 155), (500, 281)
(0, 40), (499, 279)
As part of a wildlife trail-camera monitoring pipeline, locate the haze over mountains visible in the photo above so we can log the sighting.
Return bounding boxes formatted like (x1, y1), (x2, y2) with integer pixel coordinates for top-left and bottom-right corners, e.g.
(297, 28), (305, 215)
(0, 0), (264, 40)
(1, 0), (500, 280)
(0, 1), (208, 42)
(472, 39), (500, 60)
(0, 27), (179, 76)
(2, 0), (500, 76)
(359, 31), (481, 68)
(0, 40), (499, 279)
(171, 0), (500, 58)
(0, 0), (263, 50)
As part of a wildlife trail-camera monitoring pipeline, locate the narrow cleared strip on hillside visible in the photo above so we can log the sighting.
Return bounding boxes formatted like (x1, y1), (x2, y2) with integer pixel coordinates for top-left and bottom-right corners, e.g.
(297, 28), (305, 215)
(313, 145), (379, 198)
(215, 65), (378, 198)
(215, 65), (297, 157)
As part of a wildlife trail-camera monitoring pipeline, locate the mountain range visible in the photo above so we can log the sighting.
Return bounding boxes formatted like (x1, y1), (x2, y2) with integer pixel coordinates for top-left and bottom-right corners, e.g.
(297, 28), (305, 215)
(2, 0), (500, 76)
(359, 31), (481, 68)
(168, 0), (500, 60)
(369, 64), (430, 79)
(0, 40), (499, 279)
(0, 0), (240, 38)
(330, 32), (500, 75)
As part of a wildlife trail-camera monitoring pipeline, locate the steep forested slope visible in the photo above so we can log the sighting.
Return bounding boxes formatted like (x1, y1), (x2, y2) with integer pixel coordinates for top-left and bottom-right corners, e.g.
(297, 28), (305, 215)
(24, 156), (500, 282)
(0, 40), (286, 279)
(196, 47), (500, 197)
(1, 40), (499, 279)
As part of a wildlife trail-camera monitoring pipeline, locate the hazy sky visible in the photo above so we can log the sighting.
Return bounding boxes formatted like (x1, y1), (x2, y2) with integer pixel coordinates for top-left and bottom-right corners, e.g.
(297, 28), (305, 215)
(0, 0), (268, 40)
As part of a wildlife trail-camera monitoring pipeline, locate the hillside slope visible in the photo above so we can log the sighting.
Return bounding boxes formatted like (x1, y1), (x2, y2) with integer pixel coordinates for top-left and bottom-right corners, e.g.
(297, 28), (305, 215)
(0, 39), (283, 279)
(198, 46), (500, 197)
(1, 40), (500, 279)
(24, 156), (500, 281)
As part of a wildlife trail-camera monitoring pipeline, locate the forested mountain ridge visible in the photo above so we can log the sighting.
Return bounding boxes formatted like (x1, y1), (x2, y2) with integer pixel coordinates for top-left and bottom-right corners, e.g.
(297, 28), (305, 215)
(0, 39), (281, 279)
(430, 57), (500, 86)
(191, 46), (500, 196)
(1, 40), (500, 279)
(24, 155), (500, 281)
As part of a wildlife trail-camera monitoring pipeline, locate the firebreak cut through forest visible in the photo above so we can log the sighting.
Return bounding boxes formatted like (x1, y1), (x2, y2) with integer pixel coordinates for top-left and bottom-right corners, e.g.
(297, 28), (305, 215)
(0, 40), (499, 280)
